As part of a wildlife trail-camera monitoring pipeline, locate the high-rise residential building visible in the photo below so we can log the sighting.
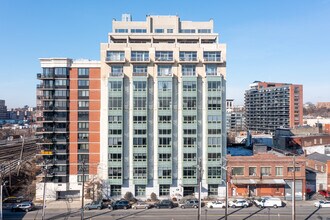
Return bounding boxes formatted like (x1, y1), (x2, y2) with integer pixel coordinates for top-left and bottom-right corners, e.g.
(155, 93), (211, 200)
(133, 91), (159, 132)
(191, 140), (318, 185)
(226, 99), (245, 132)
(36, 15), (227, 200)
(0, 100), (8, 119)
(36, 58), (101, 200)
(245, 81), (303, 134)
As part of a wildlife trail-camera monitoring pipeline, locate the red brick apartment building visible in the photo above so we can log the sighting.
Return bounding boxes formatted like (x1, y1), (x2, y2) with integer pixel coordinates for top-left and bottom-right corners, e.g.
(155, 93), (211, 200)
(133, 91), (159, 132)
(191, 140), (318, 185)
(227, 149), (306, 200)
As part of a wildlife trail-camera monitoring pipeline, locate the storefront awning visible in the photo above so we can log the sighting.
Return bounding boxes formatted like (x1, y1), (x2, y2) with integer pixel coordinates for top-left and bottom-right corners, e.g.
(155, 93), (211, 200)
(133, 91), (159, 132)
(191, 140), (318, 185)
(232, 179), (286, 185)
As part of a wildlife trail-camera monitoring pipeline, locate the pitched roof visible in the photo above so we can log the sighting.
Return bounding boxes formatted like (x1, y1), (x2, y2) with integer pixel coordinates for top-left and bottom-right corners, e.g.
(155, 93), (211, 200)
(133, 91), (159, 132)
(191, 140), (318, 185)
(307, 152), (330, 163)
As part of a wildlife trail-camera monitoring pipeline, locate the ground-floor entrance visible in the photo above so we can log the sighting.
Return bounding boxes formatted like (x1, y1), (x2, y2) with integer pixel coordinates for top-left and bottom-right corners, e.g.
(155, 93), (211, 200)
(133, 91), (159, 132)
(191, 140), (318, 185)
(183, 187), (195, 197)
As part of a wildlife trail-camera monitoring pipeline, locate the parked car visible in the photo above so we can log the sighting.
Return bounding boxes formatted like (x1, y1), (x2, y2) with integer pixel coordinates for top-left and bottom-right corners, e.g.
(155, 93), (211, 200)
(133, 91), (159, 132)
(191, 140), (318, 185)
(254, 197), (282, 208)
(132, 202), (152, 209)
(179, 200), (199, 209)
(207, 201), (226, 209)
(11, 201), (35, 212)
(108, 200), (131, 210)
(154, 200), (174, 209)
(228, 199), (250, 208)
(84, 201), (104, 210)
(314, 200), (330, 208)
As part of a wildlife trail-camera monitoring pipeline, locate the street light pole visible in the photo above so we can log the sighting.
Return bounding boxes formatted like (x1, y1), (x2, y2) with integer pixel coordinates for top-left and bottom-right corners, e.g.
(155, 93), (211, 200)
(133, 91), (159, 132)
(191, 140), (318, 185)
(292, 155), (296, 220)
(0, 164), (4, 220)
(41, 164), (48, 220)
(197, 158), (203, 220)
(220, 159), (228, 220)
(81, 160), (86, 220)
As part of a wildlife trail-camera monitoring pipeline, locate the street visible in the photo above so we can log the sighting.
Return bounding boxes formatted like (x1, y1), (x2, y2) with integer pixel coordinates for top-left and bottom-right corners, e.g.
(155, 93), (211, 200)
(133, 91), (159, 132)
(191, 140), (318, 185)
(3, 203), (330, 220)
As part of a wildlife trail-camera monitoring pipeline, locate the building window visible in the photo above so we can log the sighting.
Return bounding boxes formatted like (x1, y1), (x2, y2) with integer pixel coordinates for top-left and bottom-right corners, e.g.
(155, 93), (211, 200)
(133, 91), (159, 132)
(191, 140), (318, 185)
(249, 167), (257, 176)
(78, 90), (89, 98)
(78, 154), (89, 163)
(208, 129), (221, 135)
(183, 97), (197, 110)
(78, 122), (89, 130)
(208, 81), (221, 91)
(109, 115), (122, 123)
(183, 137), (196, 147)
(78, 80), (89, 88)
(78, 133), (89, 141)
(131, 51), (149, 62)
(133, 116), (147, 123)
(158, 115), (172, 124)
(207, 115), (221, 123)
(135, 185), (146, 197)
(111, 185), (121, 197)
(115, 29), (128, 33)
(78, 101), (89, 108)
(183, 81), (197, 91)
(205, 64), (217, 75)
(261, 167), (271, 176)
(287, 167), (300, 172)
(179, 51), (197, 61)
(133, 97), (147, 110)
(158, 167), (171, 179)
(55, 79), (68, 86)
(133, 137), (147, 147)
(78, 112), (89, 121)
(111, 66), (123, 76)
(155, 29), (164, 33)
(159, 137), (171, 147)
(208, 153), (221, 162)
(182, 65), (196, 76)
(180, 29), (195, 33)
(78, 68), (89, 77)
(208, 167), (221, 178)
(155, 51), (173, 61)
(108, 137), (122, 148)
(275, 167), (283, 176)
(158, 81), (172, 91)
(208, 185), (218, 196)
(158, 97), (171, 109)
(183, 167), (196, 178)
(183, 129), (196, 135)
(208, 97), (221, 110)
(203, 51), (221, 61)
(133, 167), (147, 179)
(109, 81), (122, 91)
(183, 115), (196, 124)
(133, 66), (148, 75)
(108, 129), (122, 135)
(159, 185), (170, 196)
(183, 153), (196, 162)
(158, 65), (172, 76)
(134, 129), (147, 135)
(167, 29), (173, 33)
(208, 137), (221, 148)
(108, 167), (122, 179)
(159, 153), (171, 162)
(77, 175), (89, 182)
(131, 29), (146, 33)
(78, 143), (89, 151)
(133, 153), (147, 162)
(109, 97), (122, 110)
(198, 29), (211, 33)
(158, 129), (171, 135)
(232, 167), (244, 176)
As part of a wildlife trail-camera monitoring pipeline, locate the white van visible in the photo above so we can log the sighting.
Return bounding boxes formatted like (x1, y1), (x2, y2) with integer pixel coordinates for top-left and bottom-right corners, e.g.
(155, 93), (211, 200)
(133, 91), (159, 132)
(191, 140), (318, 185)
(255, 197), (282, 208)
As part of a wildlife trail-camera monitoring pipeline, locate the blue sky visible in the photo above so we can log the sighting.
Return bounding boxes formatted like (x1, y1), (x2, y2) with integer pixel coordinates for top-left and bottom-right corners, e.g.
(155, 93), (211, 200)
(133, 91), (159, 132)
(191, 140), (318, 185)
(1, 0), (329, 108)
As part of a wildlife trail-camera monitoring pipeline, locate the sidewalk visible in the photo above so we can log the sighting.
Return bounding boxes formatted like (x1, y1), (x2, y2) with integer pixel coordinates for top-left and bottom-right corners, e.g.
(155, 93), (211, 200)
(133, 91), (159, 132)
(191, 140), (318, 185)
(35, 199), (89, 210)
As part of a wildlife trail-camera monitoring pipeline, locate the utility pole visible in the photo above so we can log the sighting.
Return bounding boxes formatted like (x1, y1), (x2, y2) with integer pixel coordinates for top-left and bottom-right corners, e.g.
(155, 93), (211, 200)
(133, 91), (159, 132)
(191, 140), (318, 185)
(197, 158), (203, 220)
(292, 155), (296, 220)
(81, 160), (86, 220)
(41, 163), (48, 220)
(220, 158), (229, 220)
(0, 164), (4, 220)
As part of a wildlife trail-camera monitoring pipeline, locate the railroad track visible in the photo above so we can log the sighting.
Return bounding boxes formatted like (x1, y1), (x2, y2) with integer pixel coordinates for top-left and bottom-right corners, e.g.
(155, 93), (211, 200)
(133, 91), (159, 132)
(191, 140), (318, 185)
(0, 138), (38, 176)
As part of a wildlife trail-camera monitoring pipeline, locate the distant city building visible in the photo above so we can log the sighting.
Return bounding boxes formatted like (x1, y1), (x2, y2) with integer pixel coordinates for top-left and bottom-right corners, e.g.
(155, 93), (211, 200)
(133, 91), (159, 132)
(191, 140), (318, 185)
(245, 81), (303, 134)
(0, 100), (8, 120)
(226, 99), (245, 132)
(36, 15), (227, 200)
(316, 102), (330, 109)
(8, 106), (34, 121)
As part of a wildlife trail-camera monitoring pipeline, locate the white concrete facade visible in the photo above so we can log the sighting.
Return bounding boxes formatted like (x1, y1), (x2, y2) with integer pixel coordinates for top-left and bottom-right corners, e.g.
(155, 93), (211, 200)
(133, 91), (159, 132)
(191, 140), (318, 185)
(100, 15), (227, 199)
